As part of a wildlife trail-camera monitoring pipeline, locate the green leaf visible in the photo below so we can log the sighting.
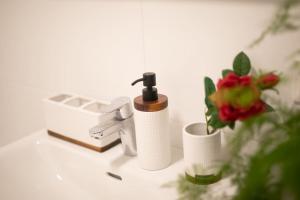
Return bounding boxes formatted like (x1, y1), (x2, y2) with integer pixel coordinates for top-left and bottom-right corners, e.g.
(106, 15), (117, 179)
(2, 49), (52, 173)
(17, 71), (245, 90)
(222, 69), (234, 78)
(204, 77), (216, 97)
(265, 103), (275, 112)
(205, 97), (215, 116)
(233, 52), (251, 76)
(208, 110), (227, 129)
(209, 116), (227, 129)
(204, 77), (216, 116)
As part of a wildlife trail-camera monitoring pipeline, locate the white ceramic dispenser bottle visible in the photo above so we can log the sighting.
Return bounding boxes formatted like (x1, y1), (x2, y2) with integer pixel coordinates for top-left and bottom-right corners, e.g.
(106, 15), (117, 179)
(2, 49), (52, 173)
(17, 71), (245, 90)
(131, 72), (171, 170)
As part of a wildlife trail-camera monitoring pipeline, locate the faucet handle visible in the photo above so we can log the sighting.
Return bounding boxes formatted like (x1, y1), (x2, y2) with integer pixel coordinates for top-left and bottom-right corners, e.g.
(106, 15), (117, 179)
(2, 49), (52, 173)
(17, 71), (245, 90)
(89, 121), (122, 139)
(102, 97), (133, 120)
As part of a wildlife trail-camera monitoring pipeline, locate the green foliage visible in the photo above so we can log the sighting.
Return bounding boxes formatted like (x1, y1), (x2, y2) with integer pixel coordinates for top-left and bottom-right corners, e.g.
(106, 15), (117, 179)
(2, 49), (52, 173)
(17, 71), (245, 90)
(204, 77), (216, 122)
(172, 105), (300, 200)
(249, 0), (300, 71)
(204, 77), (216, 115)
(204, 77), (222, 134)
(207, 109), (227, 129)
(205, 97), (215, 116)
(233, 52), (251, 76)
(204, 77), (216, 97)
(249, 0), (300, 48)
(230, 107), (300, 200)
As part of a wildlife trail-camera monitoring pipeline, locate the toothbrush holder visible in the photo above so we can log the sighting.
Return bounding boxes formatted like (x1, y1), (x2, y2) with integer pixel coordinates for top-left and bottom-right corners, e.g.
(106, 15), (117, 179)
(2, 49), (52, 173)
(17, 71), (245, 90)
(43, 94), (121, 152)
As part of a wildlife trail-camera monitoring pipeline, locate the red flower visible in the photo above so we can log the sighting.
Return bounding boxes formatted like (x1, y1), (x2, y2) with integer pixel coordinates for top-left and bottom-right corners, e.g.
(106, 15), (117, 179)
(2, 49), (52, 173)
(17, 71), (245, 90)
(237, 100), (266, 120)
(212, 72), (274, 123)
(239, 75), (252, 86)
(218, 101), (266, 122)
(217, 73), (253, 89)
(219, 105), (239, 122)
(217, 73), (240, 89)
(257, 73), (279, 89)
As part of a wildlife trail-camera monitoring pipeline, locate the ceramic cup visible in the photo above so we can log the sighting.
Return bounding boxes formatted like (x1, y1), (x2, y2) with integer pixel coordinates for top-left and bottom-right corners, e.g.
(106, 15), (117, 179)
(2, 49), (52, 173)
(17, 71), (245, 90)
(183, 122), (222, 184)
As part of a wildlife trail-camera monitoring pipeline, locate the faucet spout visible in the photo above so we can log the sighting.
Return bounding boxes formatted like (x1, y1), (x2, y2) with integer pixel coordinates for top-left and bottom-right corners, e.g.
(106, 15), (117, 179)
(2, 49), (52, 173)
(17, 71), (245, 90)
(89, 97), (137, 156)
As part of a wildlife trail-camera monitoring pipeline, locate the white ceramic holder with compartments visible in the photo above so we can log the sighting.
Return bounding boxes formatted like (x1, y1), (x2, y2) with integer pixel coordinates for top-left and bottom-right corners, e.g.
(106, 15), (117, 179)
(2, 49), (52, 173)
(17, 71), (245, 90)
(43, 94), (121, 152)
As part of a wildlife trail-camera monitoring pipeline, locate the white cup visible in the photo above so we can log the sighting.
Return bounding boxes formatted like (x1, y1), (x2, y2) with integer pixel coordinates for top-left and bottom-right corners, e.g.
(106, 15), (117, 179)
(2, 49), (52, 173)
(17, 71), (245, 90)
(183, 122), (221, 177)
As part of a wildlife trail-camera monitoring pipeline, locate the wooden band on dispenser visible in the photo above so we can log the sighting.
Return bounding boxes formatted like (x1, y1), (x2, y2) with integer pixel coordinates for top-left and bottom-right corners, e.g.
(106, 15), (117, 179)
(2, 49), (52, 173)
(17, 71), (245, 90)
(134, 94), (168, 112)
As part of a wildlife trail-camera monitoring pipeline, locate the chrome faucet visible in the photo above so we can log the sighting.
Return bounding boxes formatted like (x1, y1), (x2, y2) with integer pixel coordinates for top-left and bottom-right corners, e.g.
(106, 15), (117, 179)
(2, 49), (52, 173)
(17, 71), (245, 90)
(89, 97), (137, 156)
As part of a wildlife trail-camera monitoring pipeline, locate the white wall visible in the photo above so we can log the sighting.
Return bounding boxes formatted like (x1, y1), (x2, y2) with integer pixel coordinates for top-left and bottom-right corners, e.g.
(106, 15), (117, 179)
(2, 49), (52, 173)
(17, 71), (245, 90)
(0, 0), (299, 148)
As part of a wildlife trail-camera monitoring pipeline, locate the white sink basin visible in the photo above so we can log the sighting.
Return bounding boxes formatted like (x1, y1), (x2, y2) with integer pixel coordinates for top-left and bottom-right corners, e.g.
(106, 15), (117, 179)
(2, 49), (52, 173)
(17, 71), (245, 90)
(0, 130), (183, 200)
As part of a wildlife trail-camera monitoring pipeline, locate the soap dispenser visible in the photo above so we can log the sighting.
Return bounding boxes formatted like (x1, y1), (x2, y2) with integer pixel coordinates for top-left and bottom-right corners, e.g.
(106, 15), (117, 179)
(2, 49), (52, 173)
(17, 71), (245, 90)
(132, 72), (171, 170)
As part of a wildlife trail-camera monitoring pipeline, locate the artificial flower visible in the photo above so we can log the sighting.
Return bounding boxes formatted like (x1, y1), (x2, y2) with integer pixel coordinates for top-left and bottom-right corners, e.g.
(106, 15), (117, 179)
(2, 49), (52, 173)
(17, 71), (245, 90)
(256, 73), (280, 89)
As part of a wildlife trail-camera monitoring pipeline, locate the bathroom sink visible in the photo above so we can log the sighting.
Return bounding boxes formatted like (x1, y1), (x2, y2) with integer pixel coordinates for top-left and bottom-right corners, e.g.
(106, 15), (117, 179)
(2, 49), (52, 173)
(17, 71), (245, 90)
(0, 130), (182, 200)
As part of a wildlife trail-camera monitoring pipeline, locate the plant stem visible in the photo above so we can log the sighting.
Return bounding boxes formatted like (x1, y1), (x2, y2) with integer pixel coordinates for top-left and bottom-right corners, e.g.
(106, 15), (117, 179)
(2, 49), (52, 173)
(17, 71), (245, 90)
(205, 114), (210, 135)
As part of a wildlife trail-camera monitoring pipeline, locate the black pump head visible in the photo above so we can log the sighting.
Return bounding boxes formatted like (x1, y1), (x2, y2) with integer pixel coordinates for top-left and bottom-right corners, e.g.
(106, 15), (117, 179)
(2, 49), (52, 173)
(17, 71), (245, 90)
(132, 72), (158, 101)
